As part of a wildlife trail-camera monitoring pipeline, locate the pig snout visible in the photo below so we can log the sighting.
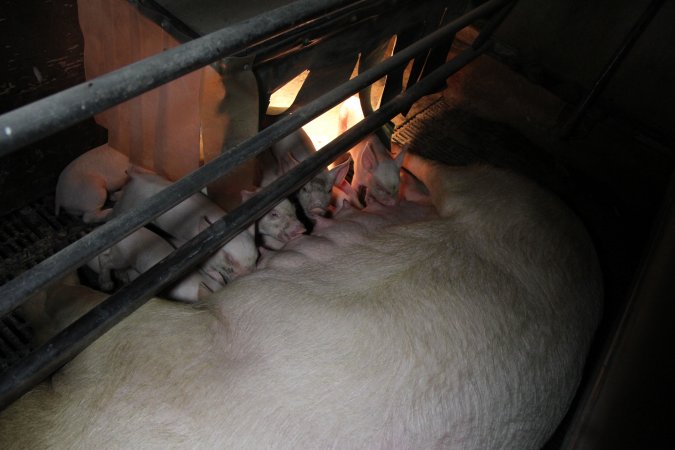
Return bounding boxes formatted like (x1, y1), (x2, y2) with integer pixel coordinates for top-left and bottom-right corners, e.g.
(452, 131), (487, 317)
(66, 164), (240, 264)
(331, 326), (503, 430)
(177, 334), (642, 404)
(281, 220), (306, 241)
(259, 199), (306, 243)
(371, 191), (399, 206)
(308, 207), (327, 217)
(302, 195), (330, 217)
(297, 180), (333, 218)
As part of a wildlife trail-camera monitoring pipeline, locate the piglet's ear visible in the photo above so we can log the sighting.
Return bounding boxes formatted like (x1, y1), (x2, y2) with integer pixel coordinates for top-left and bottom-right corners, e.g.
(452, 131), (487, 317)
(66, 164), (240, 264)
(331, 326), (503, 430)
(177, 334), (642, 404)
(328, 158), (351, 186)
(360, 142), (377, 172)
(279, 152), (300, 174)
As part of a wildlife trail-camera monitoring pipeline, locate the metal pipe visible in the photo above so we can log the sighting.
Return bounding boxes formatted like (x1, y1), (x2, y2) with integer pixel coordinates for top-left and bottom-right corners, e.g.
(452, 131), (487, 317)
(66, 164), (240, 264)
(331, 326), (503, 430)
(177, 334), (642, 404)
(560, 0), (665, 138)
(0, 37), (491, 412)
(0, 0), (357, 157)
(0, 0), (512, 318)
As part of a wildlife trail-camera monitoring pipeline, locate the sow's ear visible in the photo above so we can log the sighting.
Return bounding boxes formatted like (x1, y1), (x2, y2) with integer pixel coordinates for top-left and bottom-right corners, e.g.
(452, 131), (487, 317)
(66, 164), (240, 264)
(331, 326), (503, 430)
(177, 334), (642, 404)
(360, 142), (377, 173)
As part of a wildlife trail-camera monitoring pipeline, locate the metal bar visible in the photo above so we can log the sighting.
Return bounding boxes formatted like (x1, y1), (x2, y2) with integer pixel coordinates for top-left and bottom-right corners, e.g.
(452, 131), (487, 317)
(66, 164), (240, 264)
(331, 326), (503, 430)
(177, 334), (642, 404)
(0, 37), (491, 412)
(560, 0), (665, 138)
(0, 0), (357, 157)
(0, 0), (512, 318)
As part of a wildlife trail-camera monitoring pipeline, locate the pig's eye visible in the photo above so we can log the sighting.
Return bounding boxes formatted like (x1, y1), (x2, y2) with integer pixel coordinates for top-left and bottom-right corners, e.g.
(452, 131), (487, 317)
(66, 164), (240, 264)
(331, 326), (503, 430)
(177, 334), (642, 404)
(301, 186), (309, 193)
(270, 211), (279, 218)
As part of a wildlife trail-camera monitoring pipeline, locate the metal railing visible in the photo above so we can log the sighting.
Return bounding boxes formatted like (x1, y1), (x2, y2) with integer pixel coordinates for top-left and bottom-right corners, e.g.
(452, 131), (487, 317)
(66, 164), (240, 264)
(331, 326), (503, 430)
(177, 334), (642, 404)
(0, 0), (516, 410)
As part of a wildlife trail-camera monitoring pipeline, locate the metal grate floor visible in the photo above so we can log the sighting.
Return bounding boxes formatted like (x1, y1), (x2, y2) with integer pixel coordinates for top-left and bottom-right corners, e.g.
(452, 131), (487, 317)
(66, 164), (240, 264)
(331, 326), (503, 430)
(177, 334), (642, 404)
(0, 194), (93, 285)
(0, 313), (32, 372)
(0, 194), (94, 370)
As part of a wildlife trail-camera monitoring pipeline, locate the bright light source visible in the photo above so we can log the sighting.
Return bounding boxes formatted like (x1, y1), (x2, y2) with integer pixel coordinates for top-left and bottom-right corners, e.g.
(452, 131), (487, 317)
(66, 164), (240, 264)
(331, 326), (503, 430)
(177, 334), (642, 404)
(267, 70), (310, 115)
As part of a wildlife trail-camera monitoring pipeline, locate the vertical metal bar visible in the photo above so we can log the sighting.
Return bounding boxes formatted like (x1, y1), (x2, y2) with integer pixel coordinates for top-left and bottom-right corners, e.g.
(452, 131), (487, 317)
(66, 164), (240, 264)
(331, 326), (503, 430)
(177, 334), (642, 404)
(560, 0), (665, 138)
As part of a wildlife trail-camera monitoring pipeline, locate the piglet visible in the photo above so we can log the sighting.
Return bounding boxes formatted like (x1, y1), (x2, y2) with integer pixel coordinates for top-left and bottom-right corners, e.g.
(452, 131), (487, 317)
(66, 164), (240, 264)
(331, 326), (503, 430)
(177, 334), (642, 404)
(241, 190), (306, 250)
(112, 169), (258, 283)
(55, 144), (130, 223)
(350, 138), (405, 206)
(87, 226), (224, 302)
(263, 128), (351, 217)
(338, 95), (404, 207)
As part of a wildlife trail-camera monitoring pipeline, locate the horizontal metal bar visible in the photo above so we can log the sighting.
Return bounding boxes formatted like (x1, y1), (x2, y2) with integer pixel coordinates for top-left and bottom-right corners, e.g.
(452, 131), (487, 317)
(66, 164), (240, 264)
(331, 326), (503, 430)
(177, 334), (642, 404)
(0, 0), (512, 318)
(0, 0), (356, 157)
(0, 37), (490, 412)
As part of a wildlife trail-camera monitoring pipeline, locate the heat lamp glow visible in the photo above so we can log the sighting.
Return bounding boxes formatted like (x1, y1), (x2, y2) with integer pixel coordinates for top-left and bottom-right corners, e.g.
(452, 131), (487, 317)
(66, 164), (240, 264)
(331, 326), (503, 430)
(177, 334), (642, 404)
(267, 69), (344, 151)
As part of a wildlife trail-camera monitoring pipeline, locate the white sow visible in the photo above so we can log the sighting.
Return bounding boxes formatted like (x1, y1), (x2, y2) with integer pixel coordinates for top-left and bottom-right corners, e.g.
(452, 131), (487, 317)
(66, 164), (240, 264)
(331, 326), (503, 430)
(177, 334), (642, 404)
(0, 154), (602, 449)
(54, 143), (130, 223)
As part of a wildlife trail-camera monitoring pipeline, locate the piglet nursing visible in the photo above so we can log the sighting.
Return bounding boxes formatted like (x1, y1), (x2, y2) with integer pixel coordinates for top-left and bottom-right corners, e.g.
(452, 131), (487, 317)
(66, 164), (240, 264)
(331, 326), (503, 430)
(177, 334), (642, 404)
(241, 189), (306, 250)
(86, 226), (225, 302)
(262, 128), (351, 218)
(0, 154), (602, 449)
(54, 144), (130, 223)
(338, 95), (405, 206)
(112, 169), (258, 283)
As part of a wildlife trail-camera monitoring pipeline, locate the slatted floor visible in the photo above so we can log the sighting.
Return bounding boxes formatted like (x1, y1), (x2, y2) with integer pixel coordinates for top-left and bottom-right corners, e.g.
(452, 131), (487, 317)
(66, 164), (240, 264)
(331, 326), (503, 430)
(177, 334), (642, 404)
(0, 194), (93, 370)
(0, 195), (93, 285)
